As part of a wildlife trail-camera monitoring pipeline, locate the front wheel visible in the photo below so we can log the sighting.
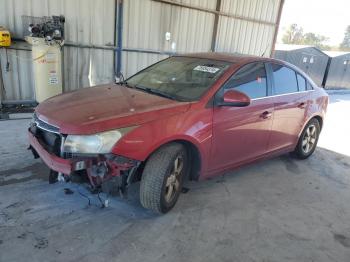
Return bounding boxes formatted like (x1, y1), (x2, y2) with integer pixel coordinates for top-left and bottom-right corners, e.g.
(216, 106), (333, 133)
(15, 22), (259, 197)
(293, 118), (320, 159)
(140, 143), (188, 213)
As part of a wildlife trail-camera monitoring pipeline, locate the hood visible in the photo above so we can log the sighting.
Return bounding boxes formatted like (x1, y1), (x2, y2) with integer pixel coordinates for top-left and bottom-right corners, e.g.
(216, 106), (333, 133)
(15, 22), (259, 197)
(36, 84), (190, 135)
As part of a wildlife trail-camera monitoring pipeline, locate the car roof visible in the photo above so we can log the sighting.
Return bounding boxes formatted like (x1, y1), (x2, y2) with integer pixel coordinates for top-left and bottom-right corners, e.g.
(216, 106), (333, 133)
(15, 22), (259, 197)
(175, 52), (317, 87)
(176, 52), (277, 64)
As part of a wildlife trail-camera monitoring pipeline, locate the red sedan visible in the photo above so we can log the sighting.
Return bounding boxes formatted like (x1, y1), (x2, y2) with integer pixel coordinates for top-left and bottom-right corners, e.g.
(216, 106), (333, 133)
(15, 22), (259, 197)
(28, 53), (328, 213)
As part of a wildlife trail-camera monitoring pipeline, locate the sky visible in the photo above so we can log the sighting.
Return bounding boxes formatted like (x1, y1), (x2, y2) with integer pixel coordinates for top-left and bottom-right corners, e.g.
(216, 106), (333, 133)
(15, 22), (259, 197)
(277, 0), (349, 46)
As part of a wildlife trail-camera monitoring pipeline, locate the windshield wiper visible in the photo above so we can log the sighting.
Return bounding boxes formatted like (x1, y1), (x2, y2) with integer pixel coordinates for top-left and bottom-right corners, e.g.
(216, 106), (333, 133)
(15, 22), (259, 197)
(134, 85), (177, 101)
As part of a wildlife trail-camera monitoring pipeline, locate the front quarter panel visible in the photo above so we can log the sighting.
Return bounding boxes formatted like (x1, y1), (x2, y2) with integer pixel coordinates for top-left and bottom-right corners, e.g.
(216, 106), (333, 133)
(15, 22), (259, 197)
(111, 105), (213, 175)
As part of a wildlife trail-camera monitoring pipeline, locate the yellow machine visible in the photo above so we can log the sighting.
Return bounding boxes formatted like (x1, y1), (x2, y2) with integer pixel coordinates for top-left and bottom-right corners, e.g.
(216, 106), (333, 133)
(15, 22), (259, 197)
(0, 26), (11, 47)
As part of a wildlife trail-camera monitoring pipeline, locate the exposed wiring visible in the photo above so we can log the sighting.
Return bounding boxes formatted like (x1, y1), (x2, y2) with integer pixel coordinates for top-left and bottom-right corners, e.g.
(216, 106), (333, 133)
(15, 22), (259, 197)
(97, 191), (106, 208)
(97, 189), (110, 209)
(74, 183), (109, 209)
(75, 184), (91, 207)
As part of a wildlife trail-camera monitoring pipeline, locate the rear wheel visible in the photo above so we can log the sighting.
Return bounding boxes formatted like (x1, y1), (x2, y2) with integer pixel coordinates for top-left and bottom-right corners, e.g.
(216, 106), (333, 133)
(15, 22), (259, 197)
(140, 143), (188, 213)
(293, 118), (320, 159)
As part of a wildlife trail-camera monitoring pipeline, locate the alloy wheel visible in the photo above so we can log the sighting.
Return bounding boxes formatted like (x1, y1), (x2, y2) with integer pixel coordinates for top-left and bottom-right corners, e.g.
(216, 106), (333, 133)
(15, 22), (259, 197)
(164, 156), (183, 203)
(302, 124), (317, 154)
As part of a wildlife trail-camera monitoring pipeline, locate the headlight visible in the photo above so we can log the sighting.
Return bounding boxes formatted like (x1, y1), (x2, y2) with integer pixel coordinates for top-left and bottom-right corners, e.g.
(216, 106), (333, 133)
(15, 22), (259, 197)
(63, 127), (136, 154)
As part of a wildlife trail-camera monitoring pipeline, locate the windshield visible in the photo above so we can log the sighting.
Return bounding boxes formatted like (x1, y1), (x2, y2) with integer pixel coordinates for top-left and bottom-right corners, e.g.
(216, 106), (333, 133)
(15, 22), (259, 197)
(126, 56), (231, 101)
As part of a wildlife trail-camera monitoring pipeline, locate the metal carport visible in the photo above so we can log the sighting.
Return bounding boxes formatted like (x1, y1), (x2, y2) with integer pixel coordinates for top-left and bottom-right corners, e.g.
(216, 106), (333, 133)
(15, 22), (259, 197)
(273, 44), (330, 87)
(324, 51), (350, 89)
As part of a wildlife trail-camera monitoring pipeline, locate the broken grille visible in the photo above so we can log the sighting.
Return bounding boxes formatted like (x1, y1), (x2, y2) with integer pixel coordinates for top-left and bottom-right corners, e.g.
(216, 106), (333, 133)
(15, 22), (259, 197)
(33, 113), (60, 134)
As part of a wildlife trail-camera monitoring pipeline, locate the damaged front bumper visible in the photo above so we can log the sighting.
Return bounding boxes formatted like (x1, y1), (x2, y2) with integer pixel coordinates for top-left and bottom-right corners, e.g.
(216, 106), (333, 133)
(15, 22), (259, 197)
(28, 130), (140, 193)
(29, 131), (82, 174)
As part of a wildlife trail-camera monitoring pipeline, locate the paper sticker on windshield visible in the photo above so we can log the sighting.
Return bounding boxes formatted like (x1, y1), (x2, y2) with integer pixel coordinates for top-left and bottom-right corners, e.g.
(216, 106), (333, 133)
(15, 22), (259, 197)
(193, 65), (220, 74)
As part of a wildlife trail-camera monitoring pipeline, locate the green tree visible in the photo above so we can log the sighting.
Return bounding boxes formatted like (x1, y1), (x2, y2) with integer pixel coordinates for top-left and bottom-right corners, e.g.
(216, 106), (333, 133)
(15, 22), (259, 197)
(281, 24), (330, 50)
(340, 25), (350, 50)
(302, 33), (330, 50)
(282, 24), (304, 44)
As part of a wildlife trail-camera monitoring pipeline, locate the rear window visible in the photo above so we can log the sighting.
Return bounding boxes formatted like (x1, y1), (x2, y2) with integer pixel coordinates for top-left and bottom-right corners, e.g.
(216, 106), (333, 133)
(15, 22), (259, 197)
(271, 64), (298, 95)
(306, 81), (314, 90)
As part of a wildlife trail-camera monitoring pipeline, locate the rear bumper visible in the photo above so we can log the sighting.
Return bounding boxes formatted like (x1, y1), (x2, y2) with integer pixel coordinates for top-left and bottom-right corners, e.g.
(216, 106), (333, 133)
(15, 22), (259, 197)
(28, 131), (77, 174)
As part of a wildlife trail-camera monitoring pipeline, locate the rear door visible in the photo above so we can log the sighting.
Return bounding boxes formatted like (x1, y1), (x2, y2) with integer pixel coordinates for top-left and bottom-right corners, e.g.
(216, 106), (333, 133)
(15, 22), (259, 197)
(267, 63), (309, 151)
(210, 62), (274, 172)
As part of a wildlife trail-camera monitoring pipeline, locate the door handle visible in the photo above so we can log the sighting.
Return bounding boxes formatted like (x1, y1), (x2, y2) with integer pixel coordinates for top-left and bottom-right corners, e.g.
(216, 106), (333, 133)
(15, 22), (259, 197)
(260, 111), (272, 119)
(298, 102), (306, 109)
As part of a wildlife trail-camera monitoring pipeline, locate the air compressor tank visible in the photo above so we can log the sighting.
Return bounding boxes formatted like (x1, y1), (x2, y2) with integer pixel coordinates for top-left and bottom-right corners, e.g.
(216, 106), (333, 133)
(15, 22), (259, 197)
(26, 36), (62, 103)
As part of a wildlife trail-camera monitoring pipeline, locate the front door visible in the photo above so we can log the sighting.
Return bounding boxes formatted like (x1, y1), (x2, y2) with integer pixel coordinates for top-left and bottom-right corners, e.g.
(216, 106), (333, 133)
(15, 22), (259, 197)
(210, 62), (274, 173)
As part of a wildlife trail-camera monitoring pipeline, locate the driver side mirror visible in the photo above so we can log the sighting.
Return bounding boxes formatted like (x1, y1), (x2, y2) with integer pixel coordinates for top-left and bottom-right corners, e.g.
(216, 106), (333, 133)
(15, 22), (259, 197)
(217, 89), (251, 107)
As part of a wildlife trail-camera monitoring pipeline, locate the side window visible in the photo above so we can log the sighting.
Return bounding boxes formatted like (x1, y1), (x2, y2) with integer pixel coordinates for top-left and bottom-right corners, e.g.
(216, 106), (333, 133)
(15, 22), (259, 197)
(271, 64), (298, 95)
(297, 74), (306, 91)
(306, 81), (313, 90)
(223, 62), (267, 99)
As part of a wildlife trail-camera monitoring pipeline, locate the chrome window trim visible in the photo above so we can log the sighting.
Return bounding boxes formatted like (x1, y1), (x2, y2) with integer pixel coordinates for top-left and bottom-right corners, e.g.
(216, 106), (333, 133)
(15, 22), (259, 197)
(251, 89), (315, 101)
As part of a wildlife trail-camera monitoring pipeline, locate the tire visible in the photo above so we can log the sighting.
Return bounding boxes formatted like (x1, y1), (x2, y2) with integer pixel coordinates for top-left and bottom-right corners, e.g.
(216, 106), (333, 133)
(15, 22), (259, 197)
(49, 170), (58, 184)
(293, 118), (320, 159)
(140, 143), (188, 213)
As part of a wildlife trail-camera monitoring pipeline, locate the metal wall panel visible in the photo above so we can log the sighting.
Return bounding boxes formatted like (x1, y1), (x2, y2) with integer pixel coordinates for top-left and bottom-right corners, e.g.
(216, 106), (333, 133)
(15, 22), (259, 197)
(123, 0), (215, 52)
(325, 53), (350, 89)
(0, 0), (282, 103)
(0, 0), (115, 102)
(122, 0), (216, 78)
(0, 47), (34, 101)
(62, 47), (114, 92)
(171, 0), (216, 10)
(0, 56), (3, 105)
(220, 0), (280, 23)
(216, 0), (280, 56)
(0, 0), (116, 44)
(122, 52), (169, 78)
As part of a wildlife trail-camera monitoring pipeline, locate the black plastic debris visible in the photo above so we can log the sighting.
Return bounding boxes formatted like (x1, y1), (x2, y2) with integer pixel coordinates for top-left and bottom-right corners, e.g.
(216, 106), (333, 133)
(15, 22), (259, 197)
(64, 188), (74, 195)
(181, 187), (190, 194)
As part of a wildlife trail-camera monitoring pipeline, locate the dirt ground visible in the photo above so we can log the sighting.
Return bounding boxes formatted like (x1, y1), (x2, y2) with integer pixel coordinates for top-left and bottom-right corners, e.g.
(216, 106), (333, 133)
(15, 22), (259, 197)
(0, 91), (350, 262)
